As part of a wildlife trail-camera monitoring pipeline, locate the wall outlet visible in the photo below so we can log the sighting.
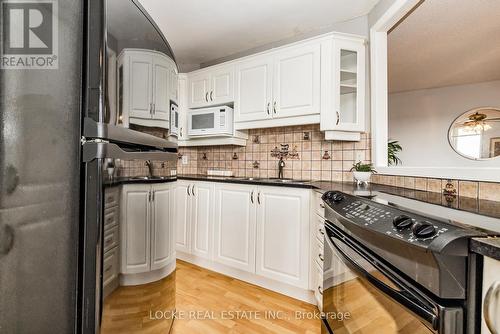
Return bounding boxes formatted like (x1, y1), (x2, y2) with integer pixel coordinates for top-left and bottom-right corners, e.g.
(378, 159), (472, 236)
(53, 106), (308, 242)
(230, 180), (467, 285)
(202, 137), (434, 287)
(355, 151), (365, 162)
(181, 155), (189, 165)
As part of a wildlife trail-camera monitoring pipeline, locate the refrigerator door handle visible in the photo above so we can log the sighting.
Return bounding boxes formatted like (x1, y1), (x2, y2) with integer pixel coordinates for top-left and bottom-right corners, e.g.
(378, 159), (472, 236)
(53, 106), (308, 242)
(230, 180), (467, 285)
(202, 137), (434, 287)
(82, 142), (177, 162)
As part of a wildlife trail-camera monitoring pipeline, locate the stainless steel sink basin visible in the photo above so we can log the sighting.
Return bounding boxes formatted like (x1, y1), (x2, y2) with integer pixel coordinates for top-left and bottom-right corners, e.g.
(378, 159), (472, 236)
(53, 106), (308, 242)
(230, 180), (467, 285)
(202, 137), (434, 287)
(130, 176), (172, 181)
(235, 177), (308, 184)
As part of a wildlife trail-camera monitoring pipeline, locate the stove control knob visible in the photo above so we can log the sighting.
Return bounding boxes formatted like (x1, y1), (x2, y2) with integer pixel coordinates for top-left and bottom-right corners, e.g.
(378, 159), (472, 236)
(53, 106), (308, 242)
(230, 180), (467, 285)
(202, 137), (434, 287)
(392, 215), (413, 230)
(332, 193), (345, 203)
(412, 221), (437, 239)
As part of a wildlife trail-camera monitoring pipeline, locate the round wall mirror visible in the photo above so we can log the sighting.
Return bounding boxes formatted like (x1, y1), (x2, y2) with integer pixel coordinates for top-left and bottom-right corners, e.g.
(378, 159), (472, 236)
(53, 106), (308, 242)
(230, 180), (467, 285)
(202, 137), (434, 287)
(448, 107), (500, 160)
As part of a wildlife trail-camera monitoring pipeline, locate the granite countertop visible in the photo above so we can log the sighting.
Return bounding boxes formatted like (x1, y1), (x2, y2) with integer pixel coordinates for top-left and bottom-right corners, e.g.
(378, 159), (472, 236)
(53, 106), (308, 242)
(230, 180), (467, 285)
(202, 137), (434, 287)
(104, 176), (177, 186)
(471, 238), (500, 261)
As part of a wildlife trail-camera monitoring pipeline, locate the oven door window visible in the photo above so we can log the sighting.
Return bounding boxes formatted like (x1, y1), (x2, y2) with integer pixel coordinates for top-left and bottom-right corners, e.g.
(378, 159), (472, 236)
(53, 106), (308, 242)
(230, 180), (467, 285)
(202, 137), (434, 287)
(323, 230), (437, 334)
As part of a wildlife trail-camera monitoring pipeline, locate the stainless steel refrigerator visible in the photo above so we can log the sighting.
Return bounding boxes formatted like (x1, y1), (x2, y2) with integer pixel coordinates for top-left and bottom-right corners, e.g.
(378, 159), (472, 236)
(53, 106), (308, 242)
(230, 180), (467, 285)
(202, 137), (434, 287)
(0, 0), (178, 333)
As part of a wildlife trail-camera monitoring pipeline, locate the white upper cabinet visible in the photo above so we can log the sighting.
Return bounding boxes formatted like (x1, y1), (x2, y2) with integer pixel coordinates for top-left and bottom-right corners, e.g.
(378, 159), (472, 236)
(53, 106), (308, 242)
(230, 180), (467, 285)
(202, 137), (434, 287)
(273, 43), (321, 119)
(210, 65), (234, 105)
(213, 183), (257, 272)
(234, 41), (321, 128)
(234, 55), (273, 122)
(152, 56), (170, 122)
(189, 72), (210, 108)
(322, 37), (366, 138)
(129, 52), (153, 120)
(188, 64), (235, 108)
(119, 49), (177, 129)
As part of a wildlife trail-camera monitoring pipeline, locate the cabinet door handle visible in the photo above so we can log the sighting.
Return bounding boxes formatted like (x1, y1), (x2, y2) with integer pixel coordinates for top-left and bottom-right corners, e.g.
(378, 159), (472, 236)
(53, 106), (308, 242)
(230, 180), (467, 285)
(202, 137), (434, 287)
(318, 254), (324, 262)
(153, 103), (156, 115)
(257, 192), (261, 205)
(336, 111), (340, 125)
(180, 127), (183, 137)
(192, 184), (195, 196)
(187, 185), (191, 196)
(148, 190), (152, 202)
(266, 102), (270, 115)
(273, 101), (277, 114)
(320, 203), (325, 209)
(251, 190), (254, 204)
(484, 281), (500, 334)
(205, 92), (209, 102)
(152, 191), (155, 202)
(150, 103), (153, 115)
(210, 91), (213, 101)
(318, 228), (325, 236)
(317, 286), (323, 295)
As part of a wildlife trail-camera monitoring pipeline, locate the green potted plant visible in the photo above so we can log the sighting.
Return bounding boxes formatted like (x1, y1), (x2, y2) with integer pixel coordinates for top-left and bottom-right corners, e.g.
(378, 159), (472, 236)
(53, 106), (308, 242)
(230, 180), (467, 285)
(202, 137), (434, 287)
(350, 161), (376, 185)
(388, 140), (402, 166)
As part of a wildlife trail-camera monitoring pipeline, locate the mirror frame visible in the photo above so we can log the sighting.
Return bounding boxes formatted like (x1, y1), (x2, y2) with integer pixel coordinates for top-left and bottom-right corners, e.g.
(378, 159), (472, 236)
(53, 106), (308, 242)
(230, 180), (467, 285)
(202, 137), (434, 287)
(448, 107), (500, 161)
(369, 0), (500, 182)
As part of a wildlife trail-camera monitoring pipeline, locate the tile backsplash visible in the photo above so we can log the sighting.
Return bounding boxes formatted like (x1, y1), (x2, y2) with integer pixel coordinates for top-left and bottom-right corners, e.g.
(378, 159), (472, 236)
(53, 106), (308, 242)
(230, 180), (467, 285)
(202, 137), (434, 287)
(371, 174), (500, 202)
(135, 122), (499, 204)
(177, 124), (371, 182)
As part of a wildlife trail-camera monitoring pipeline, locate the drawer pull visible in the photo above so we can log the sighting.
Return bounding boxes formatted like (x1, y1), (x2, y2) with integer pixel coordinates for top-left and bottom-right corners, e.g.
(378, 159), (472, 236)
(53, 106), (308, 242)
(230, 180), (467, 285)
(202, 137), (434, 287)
(320, 203), (325, 209)
(318, 228), (324, 235)
(318, 254), (324, 262)
(317, 286), (323, 295)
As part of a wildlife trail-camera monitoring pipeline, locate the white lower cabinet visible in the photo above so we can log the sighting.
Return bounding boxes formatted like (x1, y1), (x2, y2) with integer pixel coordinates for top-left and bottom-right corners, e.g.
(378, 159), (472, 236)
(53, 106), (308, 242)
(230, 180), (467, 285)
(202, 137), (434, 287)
(174, 180), (214, 259)
(190, 182), (214, 259)
(256, 186), (310, 288)
(178, 180), (311, 293)
(482, 256), (500, 334)
(214, 183), (256, 272)
(120, 182), (175, 280)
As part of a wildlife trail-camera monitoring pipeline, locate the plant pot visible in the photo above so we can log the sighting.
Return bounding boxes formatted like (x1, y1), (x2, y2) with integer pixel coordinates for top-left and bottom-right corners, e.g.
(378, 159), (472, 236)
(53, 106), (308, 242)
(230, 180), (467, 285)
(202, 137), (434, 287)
(353, 171), (371, 185)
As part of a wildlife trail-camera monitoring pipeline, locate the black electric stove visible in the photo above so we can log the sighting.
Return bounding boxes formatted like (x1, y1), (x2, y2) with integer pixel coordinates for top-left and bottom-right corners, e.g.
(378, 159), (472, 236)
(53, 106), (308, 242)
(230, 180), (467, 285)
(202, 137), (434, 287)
(320, 190), (492, 334)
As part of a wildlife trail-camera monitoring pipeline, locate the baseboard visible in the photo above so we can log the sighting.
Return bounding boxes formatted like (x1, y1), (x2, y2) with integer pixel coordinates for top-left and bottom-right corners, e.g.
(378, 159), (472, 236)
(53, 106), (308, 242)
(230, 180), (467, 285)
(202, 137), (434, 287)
(120, 260), (176, 286)
(176, 252), (316, 305)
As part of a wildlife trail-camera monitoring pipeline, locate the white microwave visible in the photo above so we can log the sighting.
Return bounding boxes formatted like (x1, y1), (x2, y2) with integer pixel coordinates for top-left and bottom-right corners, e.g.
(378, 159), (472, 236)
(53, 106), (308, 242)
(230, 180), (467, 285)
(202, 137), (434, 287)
(170, 102), (179, 136)
(187, 106), (233, 136)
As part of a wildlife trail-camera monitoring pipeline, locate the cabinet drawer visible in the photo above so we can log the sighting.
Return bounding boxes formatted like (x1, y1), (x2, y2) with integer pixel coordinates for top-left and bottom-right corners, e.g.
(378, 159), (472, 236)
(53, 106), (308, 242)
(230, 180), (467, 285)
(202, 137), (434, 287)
(104, 187), (119, 209)
(314, 191), (325, 218)
(104, 206), (119, 230)
(103, 247), (119, 287)
(314, 260), (323, 310)
(316, 216), (325, 244)
(103, 226), (119, 253)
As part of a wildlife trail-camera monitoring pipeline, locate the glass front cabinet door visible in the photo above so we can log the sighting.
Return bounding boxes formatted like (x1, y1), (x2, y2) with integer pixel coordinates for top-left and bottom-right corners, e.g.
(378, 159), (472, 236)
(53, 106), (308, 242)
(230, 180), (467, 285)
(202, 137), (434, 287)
(321, 36), (366, 140)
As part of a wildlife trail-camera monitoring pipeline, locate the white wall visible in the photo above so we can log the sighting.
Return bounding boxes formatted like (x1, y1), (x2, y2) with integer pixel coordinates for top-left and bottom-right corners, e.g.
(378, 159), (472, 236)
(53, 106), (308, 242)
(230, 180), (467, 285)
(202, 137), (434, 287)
(388, 80), (500, 167)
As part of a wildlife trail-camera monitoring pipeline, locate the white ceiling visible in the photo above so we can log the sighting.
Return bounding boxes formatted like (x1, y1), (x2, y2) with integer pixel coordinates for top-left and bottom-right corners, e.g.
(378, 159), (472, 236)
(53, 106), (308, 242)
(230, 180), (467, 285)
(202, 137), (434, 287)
(139, 0), (380, 72)
(388, 0), (500, 93)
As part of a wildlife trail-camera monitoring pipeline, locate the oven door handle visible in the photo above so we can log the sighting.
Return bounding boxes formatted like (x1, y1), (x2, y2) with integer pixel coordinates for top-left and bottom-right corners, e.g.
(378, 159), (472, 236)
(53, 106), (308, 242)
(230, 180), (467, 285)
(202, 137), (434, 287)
(327, 227), (439, 329)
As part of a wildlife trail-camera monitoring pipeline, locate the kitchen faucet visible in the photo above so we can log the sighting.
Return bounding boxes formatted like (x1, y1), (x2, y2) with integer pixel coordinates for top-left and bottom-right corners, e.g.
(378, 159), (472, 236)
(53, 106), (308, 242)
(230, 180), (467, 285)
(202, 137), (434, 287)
(146, 160), (154, 177)
(278, 157), (285, 179)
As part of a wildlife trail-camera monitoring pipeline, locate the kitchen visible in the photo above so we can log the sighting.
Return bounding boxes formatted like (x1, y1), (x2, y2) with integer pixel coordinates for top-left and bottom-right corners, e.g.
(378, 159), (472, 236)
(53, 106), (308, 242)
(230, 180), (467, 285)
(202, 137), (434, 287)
(1, 0), (500, 333)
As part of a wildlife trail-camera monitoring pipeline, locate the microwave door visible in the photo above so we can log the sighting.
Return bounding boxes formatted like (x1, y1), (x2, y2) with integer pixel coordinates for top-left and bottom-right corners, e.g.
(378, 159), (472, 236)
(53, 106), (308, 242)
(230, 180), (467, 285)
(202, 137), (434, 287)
(189, 110), (217, 136)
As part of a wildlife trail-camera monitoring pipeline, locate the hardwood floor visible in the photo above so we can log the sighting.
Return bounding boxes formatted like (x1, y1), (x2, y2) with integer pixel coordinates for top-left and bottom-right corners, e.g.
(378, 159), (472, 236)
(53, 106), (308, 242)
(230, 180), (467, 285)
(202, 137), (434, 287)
(102, 260), (321, 334)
